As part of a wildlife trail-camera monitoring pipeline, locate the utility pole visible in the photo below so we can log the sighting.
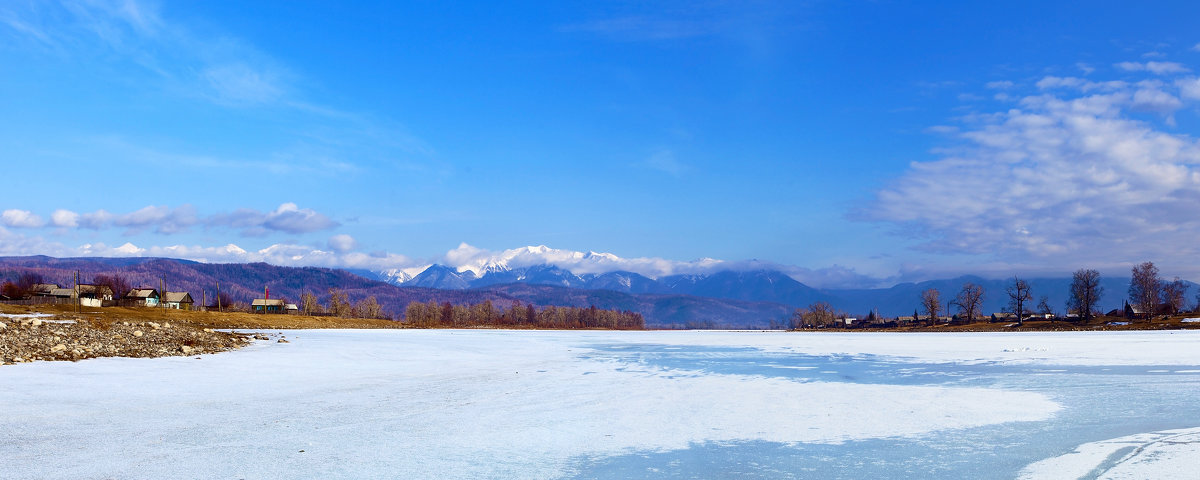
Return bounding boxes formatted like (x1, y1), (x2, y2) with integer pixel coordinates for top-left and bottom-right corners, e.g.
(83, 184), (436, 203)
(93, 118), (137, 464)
(216, 281), (222, 313)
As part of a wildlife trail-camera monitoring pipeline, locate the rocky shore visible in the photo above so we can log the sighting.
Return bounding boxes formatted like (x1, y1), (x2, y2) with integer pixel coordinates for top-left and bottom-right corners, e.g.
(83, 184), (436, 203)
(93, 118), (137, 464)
(0, 313), (250, 365)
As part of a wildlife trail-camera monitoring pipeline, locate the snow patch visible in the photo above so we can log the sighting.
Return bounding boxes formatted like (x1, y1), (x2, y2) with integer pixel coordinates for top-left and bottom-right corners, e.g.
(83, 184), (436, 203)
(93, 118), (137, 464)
(1019, 427), (1200, 480)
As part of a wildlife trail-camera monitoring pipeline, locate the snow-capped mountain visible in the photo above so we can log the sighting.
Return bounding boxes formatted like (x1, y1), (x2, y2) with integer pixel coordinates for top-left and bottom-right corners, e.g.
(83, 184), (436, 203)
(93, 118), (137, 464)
(447, 244), (636, 278)
(375, 265), (430, 285)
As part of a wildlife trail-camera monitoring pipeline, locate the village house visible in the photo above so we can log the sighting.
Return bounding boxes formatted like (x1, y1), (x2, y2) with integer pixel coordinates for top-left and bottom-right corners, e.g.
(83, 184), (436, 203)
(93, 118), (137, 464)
(76, 284), (114, 307)
(123, 288), (160, 307)
(161, 292), (194, 310)
(252, 298), (286, 314)
(29, 283), (59, 297)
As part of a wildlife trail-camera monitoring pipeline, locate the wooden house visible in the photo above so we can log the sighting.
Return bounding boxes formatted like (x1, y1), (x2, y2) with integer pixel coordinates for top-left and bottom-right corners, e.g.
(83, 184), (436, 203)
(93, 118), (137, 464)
(162, 292), (194, 310)
(76, 284), (114, 307)
(124, 288), (160, 307)
(252, 298), (285, 314)
(29, 283), (60, 297)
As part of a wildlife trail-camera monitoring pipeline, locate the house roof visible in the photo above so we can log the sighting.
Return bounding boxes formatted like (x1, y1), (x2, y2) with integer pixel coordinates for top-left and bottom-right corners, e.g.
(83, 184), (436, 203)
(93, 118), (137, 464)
(162, 292), (193, 303)
(76, 284), (113, 296)
(49, 288), (75, 297)
(31, 283), (59, 293)
(252, 298), (286, 307)
(285, 304), (299, 310)
(124, 288), (159, 299)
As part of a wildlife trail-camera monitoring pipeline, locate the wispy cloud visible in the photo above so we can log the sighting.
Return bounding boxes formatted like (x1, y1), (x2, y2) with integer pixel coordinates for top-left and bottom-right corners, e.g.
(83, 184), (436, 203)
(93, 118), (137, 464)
(642, 149), (689, 176)
(0, 0), (433, 174)
(1115, 61), (1190, 75)
(863, 61), (1200, 274)
(38, 203), (338, 236)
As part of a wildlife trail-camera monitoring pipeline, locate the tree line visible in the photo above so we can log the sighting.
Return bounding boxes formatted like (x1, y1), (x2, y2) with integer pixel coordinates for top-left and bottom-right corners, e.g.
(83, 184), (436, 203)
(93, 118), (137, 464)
(910, 261), (1191, 326)
(404, 300), (645, 330)
(787, 260), (1194, 329)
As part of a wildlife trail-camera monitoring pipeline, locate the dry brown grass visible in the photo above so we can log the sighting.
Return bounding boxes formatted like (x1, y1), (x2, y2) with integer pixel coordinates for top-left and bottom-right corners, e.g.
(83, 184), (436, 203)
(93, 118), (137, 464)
(0, 303), (405, 330)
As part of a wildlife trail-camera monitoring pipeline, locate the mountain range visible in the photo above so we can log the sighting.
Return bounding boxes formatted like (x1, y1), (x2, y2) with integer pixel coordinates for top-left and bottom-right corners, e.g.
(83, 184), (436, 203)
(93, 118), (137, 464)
(3, 255), (1184, 328)
(366, 263), (1157, 318)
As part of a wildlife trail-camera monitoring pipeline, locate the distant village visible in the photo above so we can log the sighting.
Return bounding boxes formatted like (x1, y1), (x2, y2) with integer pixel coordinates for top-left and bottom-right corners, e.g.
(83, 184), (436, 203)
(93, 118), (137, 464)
(0, 282), (298, 315)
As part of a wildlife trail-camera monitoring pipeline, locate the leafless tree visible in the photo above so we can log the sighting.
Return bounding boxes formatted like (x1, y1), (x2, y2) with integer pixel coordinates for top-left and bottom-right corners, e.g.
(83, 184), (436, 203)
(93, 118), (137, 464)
(1161, 277), (1188, 315)
(16, 271), (44, 295)
(1006, 277), (1032, 326)
(1037, 295), (1053, 318)
(92, 274), (130, 301)
(1129, 261), (1161, 322)
(301, 291), (322, 315)
(920, 288), (941, 325)
(793, 301), (839, 328)
(1068, 268), (1103, 321)
(327, 288), (351, 318)
(354, 296), (383, 319)
(954, 282), (985, 323)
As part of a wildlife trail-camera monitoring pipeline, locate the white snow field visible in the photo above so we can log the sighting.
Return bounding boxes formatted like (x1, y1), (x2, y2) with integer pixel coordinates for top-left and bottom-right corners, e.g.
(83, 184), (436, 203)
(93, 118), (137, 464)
(2, 330), (1200, 479)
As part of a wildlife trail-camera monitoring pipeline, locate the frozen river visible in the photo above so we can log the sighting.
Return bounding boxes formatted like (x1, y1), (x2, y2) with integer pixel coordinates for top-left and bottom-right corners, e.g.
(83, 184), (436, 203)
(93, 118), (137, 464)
(3, 330), (1199, 479)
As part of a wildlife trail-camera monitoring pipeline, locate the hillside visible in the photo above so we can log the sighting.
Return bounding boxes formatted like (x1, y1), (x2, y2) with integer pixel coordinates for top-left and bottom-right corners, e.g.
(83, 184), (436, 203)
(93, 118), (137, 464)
(0, 256), (792, 327)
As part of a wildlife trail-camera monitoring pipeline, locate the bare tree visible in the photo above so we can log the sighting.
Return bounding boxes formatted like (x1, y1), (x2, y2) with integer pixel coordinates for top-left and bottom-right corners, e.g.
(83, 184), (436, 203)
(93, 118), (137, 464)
(1006, 277), (1032, 326)
(1037, 295), (1053, 319)
(794, 301), (839, 328)
(16, 271), (44, 295)
(1161, 277), (1188, 315)
(1068, 269), (1103, 321)
(353, 296), (383, 319)
(954, 283), (985, 323)
(920, 288), (941, 325)
(327, 288), (351, 318)
(92, 274), (130, 301)
(301, 291), (322, 315)
(1129, 261), (1161, 322)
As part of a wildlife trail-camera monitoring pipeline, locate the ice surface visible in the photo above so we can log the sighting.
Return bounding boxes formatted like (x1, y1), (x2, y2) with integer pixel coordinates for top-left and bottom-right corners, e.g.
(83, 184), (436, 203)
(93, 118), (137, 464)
(1018, 427), (1200, 479)
(2, 329), (1199, 478)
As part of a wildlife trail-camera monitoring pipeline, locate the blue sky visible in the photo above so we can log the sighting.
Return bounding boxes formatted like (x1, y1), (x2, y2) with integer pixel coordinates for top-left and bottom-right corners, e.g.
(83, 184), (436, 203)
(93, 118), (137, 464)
(3, 1), (1200, 287)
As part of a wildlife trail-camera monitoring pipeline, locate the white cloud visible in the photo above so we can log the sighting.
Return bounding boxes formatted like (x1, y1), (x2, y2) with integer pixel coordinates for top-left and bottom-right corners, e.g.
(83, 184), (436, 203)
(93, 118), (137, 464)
(1177, 77), (1200, 100)
(865, 81), (1200, 272)
(29, 203), (338, 236)
(327, 234), (358, 253)
(261, 203), (338, 234)
(1, 209), (44, 228)
(70, 240), (415, 271)
(985, 81), (1014, 90)
(1130, 87), (1182, 114)
(1193, 43), (1200, 52)
(1116, 61), (1190, 75)
(50, 209), (79, 228)
(1036, 76), (1128, 92)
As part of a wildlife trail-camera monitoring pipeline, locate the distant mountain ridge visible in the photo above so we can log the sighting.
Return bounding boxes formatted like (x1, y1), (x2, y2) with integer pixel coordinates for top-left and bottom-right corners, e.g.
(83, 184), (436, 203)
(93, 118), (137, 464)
(0, 256), (793, 328)
(4, 255), (1185, 326)
(369, 264), (1175, 317)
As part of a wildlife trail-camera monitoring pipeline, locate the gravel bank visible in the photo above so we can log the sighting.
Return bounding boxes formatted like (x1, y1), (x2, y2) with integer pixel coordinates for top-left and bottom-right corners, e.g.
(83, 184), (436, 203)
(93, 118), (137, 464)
(0, 313), (250, 365)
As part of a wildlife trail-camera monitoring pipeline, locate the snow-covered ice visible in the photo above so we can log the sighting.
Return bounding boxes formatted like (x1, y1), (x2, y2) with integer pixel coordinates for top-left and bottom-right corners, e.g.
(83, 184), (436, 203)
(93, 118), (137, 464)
(3, 329), (1200, 479)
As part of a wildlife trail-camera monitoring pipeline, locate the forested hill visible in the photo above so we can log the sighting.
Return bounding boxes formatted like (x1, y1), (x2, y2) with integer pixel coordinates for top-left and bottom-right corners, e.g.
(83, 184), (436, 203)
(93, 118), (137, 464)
(0, 256), (514, 316)
(0, 256), (793, 327)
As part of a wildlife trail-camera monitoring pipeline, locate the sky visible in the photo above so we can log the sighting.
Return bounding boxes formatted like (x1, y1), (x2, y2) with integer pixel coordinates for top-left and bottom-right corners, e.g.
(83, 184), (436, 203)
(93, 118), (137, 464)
(2, 0), (1200, 288)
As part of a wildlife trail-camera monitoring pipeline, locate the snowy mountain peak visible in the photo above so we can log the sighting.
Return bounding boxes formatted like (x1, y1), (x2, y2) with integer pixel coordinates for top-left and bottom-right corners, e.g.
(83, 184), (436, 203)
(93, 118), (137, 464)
(377, 265), (430, 284)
